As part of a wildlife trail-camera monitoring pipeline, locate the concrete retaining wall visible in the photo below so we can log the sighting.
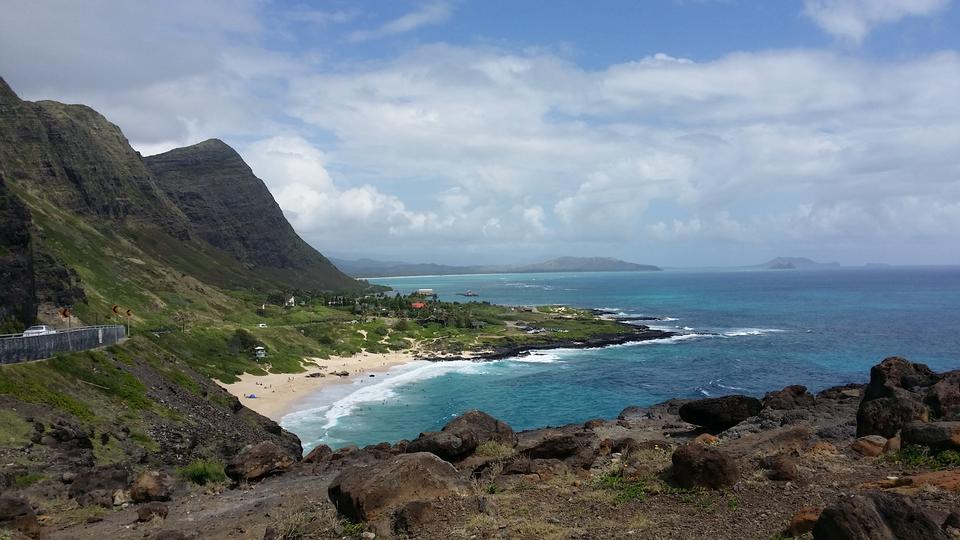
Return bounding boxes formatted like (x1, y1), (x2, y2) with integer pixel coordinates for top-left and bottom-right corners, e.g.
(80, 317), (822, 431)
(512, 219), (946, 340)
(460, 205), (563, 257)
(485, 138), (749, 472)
(0, 325), (127, 364)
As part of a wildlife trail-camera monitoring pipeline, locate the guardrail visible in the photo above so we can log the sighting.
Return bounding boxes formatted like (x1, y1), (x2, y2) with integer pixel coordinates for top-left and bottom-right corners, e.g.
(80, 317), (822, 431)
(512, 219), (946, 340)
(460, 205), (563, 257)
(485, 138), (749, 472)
(0, 325), (127, 364)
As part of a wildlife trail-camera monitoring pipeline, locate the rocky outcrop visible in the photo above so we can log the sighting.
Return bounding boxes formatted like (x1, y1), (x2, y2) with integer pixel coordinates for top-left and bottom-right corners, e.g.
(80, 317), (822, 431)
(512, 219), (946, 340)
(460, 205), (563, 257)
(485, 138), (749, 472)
(406, 431), (478, 461)
(442, 410), (517, 447)
(225, 441), (297, 481)
(763, 385), (815, 410)
(328, 453), (469, 532)
(857, 357), (936, 437)
(679, 395), (762, 431)
(901, 421), (960, 451)
(0, 496), (40, 538)
(671, 442), (739, 489)
(130, 470), (174, 503)
(813, 492), (948, 540)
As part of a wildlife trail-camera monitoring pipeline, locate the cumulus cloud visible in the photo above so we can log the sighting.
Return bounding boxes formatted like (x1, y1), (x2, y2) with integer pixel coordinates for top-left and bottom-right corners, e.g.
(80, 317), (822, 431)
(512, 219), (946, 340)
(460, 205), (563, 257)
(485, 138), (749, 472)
(803, 0), (951, 43)
(2, 2), (959, 264)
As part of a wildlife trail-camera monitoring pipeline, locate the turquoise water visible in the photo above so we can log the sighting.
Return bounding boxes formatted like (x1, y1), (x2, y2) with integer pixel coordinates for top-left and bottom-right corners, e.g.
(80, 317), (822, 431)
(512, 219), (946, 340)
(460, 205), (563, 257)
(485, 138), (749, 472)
(282, 268), (960, 452)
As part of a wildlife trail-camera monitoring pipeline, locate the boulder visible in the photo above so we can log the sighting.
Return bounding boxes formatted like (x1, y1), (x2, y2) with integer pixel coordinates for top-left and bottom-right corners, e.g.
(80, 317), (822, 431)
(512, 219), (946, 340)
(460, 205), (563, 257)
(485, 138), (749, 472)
(328, 452), (469, 525)
(0, 496), (40, 539)
(902, 421), (960, 451)
(68, 466), (131, 502)
(926, 372), (960, 420)
(137, 502), (169, 522)
(225, 441), (296, 481)
(857, 395), (929, 438)
(763, 385), (815, 410)
(442, 410), (517, 447)
(852, 435), (887, 457)
(813, 492), (948, 540)
(406, 431), (478, 461)
(524, 433), (583, 460)
(392, 500), (436, 534)
(788, 507), (822, 537)
(723, 426), (813, 460)
(761, 454), (799, 482)
(692, 433), (719, 445)
(679, 395), (762, 431)
(857, 357), (937, 437)
(303, 444), (333, 464)
(130, 470), (174, 503)
(501, 458), (569, 480)
(671, 442), (739, 489)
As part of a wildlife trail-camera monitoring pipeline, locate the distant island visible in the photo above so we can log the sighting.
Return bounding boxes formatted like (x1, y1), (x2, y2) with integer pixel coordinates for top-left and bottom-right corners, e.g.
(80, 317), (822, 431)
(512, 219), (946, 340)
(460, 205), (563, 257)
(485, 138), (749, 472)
(752, 256), (842, 270)
(332, 256), (662, 278)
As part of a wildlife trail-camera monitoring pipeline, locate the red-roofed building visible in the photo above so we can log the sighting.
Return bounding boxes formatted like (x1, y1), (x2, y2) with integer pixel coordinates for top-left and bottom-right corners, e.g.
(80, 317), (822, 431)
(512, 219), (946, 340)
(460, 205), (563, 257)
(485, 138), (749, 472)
(411, 302), (427, 309)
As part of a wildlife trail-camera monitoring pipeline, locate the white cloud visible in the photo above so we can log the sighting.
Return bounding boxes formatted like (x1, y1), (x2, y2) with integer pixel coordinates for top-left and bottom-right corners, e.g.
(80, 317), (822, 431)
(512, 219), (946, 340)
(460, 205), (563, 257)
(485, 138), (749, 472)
(803, 0), (951, 43)
(347, 1), (452, 43)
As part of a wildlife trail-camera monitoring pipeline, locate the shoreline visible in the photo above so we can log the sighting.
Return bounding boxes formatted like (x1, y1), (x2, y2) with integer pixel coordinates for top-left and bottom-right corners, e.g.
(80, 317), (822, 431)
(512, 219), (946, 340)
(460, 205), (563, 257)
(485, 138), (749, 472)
(217, 350), (419, 421)
(219, 325), (675, 422)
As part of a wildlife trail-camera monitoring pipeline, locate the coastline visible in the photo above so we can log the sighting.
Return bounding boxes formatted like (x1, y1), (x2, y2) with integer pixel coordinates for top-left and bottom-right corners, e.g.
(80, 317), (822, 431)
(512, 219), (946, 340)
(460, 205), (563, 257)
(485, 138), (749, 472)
(219, 324), (675, 422)
(217, 350), (418, 421)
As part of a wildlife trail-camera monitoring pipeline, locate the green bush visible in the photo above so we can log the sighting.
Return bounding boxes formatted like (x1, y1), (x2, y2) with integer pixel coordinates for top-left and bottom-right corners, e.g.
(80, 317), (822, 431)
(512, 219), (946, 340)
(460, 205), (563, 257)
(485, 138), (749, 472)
(887, 444), (960, 469)
(178, 459), (227, 485)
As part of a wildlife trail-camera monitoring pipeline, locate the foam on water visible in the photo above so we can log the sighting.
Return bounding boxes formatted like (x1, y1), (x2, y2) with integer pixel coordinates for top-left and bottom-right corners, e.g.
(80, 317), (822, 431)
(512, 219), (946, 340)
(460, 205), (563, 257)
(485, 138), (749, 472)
(721, 328), (786, 337)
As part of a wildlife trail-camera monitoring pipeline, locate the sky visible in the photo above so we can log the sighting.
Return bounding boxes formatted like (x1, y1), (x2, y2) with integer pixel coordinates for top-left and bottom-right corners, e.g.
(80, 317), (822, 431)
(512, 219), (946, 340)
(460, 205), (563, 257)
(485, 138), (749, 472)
(1, 0), (959, 267)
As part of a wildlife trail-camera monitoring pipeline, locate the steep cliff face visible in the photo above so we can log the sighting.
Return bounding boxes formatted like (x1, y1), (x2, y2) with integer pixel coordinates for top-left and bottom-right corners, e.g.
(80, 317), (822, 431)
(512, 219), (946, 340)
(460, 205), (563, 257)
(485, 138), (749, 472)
(146, 140), (356, 290)
(0, 78), (191, 238)
(0, 77), (359, 320)
(0, 175), (35, 329)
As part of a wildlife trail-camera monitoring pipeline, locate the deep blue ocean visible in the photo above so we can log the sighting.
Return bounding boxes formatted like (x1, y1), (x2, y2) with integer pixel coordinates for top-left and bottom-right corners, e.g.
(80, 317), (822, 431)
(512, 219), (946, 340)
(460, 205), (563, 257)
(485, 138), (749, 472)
(282, 268), (960, 452)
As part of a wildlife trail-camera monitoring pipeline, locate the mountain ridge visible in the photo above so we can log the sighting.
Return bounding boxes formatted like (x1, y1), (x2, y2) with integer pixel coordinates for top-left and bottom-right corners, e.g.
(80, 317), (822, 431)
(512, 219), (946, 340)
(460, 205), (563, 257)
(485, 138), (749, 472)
(332, 255), (662, 278)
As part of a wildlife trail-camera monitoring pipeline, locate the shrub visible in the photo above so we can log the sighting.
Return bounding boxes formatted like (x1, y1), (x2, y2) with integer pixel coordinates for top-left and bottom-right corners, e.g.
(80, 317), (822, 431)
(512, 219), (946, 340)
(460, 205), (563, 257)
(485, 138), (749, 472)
(475, 441), (515, 458)
(178, 459), (227, 485)
(887, 444), (960, 469)
(14, 473), (45, 487)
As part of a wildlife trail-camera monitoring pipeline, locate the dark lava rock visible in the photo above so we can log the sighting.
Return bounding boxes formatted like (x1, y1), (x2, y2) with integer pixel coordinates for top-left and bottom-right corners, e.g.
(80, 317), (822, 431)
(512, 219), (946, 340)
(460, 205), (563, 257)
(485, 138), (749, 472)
(902, 421), (960, 451)
(302, 444), (333, 463)
(442, 410), (517, 447)
(671, 442), (739, 489)
(813, 492), (948, 540)
(68, 466), (130, 501)
(392, 500), (437, 534)
(760, 454), (799, 481)
(0, 496), (40, 539)
(130, 470), (174, 503)
(328, 453), (468, 524)
(763, 385), (815, 410)
(927, 371), (960, 420)
(406, 431), (478, 461)
(225, 440), (296, 481)
(857, 357), (936, 437)
(679, 395), (762, 431)
(525, 433), (582, 460)
(137, 502), (169, 522)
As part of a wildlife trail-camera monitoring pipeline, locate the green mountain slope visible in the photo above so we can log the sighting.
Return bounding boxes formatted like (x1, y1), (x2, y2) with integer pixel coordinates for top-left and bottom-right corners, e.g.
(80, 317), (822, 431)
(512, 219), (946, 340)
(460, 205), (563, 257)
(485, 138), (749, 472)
(0, 77), (359, 330)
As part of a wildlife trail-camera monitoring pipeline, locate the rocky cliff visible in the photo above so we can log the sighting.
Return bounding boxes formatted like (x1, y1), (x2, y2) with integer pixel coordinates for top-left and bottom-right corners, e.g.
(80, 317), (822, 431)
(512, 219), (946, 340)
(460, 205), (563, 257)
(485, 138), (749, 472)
(145, 140), (356, 291)
(0, 76), (358, 327)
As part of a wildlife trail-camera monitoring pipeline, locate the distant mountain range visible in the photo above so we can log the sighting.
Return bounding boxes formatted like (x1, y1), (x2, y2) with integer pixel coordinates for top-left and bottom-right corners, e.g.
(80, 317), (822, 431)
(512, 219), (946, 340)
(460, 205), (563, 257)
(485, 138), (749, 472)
(753, 257), (842, 270)
(332, 256), (662, 278)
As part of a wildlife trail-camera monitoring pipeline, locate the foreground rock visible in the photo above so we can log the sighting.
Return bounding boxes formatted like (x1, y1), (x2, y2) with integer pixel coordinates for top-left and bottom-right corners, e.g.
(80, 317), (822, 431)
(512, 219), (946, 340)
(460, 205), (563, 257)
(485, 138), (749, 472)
(857, 357), (936, 437)
(0, 496), (40, 538)
(328, 452), (469, 533)
(225, 440), (296, 481)
(671, 442), (739, 489)
(679, 395), (762, 432)
(763, 385), (815, 410)
(130, 470), (174, 502)
(813, 491), (948, 540)
(406, 410), (516, 461)
(901, 421), (960, 450)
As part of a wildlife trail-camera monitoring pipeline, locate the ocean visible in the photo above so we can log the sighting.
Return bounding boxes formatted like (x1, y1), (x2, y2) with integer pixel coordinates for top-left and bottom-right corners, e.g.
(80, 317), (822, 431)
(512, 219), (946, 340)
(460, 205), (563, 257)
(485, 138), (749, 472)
(281, 267), (960, 452)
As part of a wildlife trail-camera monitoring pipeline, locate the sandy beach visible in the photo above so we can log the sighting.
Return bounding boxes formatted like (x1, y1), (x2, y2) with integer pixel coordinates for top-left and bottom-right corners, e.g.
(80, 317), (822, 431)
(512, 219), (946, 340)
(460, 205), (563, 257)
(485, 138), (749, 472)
(217, 350), (419, 421)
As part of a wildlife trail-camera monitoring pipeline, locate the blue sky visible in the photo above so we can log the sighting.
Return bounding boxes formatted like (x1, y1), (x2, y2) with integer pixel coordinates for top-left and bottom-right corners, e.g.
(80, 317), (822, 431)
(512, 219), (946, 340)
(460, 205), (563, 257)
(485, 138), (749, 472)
(2, 0), (959, 266)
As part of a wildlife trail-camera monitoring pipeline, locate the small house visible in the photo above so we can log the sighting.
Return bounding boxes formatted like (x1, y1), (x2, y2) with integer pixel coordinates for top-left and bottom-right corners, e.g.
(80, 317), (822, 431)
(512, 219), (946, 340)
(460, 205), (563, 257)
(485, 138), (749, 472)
(254, 346), (267, 360)
(285, 296), (296, 307)
(410, 302), (427, 309)
(415, 289), (435, 296)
